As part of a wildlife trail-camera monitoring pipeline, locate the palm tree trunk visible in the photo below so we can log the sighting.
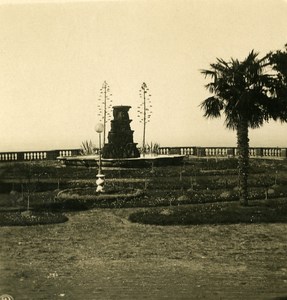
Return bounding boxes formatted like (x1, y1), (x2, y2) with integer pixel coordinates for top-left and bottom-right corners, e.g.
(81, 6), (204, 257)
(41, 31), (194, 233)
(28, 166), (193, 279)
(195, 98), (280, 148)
(237, 119), (249, 206)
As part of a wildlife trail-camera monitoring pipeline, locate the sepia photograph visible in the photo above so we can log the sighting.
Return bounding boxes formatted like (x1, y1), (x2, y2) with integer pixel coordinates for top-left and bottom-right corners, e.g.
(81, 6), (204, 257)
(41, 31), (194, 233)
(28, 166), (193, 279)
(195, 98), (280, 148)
(1, 0), (287, 299)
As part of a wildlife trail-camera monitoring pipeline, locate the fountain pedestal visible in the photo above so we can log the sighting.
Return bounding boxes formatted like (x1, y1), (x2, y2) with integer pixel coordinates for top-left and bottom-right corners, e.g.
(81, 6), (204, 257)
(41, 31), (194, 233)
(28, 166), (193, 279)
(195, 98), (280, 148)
(102, 106), (140, 159)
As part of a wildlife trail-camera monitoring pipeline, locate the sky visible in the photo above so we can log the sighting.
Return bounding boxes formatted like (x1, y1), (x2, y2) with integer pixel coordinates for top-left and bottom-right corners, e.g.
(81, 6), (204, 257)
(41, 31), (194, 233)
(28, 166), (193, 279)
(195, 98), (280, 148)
(1, 0), (287, 152)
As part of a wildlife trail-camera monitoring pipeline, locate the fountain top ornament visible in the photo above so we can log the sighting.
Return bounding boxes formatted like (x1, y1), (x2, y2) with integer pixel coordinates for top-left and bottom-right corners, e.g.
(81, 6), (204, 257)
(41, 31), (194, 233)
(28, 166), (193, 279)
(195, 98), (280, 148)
(102, 105), (140, 159)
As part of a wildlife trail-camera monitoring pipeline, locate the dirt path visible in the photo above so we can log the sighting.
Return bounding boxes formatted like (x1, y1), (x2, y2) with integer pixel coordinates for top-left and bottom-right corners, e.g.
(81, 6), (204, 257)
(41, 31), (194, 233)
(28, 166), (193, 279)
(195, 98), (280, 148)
(1, 208), (287, 299)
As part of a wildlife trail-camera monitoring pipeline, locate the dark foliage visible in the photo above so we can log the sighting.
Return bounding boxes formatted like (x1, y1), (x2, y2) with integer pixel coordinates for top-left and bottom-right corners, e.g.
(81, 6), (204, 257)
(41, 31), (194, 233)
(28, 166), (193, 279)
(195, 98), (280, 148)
(129, 200), (287, 225)
(0, 211), (68, 226)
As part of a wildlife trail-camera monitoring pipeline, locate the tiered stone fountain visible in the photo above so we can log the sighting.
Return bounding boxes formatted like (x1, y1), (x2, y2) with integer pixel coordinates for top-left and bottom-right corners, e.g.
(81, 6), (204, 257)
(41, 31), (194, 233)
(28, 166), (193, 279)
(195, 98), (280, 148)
(102, 105), (140, 159)
(58, 104), (184, 168)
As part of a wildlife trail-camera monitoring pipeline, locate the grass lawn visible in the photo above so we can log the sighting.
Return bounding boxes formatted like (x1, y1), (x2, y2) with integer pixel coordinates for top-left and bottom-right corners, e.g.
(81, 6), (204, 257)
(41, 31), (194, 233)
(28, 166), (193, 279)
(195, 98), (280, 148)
(1, 208), (287, 299)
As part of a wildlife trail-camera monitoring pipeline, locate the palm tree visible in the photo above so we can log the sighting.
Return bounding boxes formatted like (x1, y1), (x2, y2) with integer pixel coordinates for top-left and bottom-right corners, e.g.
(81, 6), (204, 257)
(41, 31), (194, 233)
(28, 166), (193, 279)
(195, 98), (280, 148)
(269, 45), (287, 118)
(200, 49), (287, 206)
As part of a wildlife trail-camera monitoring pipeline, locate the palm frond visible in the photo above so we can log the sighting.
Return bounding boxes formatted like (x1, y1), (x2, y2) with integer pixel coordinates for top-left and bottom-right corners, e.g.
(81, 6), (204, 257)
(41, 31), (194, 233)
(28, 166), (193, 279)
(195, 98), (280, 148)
(200, 97), (223, 119)
(200, 69), (216, 79)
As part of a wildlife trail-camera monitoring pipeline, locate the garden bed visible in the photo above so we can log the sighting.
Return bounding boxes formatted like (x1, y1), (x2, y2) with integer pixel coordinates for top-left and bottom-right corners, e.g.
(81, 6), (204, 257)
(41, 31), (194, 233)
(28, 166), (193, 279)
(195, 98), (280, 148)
(1, 158), (287, 212)
(128, 198), (287, 225)
(0, 210), (68, 226)
(53, 186), (144, 209)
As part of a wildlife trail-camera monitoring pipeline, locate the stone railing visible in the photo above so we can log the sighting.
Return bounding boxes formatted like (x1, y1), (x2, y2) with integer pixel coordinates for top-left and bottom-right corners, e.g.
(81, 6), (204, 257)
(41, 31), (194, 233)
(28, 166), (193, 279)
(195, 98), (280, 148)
(0, 146), (286, 162)
(157, 146), (286, 159)
(0, 149), (81, 162)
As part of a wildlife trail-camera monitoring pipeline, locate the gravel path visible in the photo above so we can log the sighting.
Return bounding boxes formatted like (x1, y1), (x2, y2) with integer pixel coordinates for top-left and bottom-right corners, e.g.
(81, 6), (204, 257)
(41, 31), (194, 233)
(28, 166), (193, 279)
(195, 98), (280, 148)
(1, 208), (287, 299)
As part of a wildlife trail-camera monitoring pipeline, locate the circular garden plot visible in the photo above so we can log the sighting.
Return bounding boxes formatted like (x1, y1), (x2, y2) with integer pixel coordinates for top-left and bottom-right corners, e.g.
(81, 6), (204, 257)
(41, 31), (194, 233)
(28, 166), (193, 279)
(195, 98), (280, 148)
(54, 186), (144, 209)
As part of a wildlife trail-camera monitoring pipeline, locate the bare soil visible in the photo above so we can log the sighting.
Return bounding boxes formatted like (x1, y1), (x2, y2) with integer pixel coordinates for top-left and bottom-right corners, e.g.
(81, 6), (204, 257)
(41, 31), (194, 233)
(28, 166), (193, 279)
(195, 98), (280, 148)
(1, 208), (287, 300)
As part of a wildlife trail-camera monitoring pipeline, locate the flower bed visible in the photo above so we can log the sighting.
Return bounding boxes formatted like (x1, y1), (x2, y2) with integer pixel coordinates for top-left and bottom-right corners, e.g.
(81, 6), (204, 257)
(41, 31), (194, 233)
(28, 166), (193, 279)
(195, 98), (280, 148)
(0, 210), (68, 226)
(53, 187), (144, 210)
(128, 199), (287, 225)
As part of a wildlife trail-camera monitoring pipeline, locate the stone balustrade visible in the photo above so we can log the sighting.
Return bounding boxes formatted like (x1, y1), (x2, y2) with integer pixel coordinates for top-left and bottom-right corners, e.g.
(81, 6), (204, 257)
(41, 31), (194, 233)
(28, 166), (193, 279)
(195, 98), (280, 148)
(157, 146), (286, 159)
(0, 149), (81, 162)
(0, 147), (286, 162)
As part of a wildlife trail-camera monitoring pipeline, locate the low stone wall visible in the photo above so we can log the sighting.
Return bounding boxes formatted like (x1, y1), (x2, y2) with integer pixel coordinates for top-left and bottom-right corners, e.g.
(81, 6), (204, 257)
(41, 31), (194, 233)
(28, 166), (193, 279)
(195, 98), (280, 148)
(158, 146), (287, 159)
(0, 149), (81, 162)
(0, 146), (286, 162)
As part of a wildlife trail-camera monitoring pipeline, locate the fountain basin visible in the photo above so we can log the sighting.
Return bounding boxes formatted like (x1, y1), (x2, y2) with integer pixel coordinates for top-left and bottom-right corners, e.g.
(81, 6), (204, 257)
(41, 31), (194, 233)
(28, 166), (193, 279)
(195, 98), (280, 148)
(58, 154), (185, 168)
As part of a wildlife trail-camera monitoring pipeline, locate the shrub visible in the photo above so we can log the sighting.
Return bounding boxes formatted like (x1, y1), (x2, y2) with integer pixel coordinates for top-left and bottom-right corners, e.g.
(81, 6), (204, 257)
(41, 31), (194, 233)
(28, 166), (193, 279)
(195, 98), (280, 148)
(128, 200), (287, 225)
(42, 200), (89, 212)
(0, 211), (68, 226)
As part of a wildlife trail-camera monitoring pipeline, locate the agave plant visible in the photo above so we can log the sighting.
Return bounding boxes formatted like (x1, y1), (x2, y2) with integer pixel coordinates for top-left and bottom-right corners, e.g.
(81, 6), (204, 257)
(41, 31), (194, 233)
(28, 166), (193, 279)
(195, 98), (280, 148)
(140, 142), (160, 155)
(80, 140), (97, 155)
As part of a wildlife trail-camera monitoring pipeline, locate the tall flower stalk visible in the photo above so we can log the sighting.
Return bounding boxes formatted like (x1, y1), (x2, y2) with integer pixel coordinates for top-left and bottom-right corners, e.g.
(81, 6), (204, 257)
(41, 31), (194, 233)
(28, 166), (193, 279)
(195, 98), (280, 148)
(97, 81), (113, 145)
(137, 82), (152, 155)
